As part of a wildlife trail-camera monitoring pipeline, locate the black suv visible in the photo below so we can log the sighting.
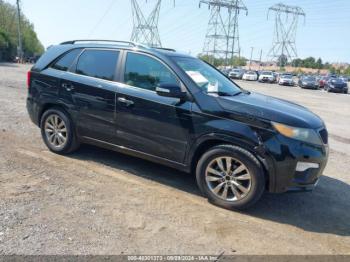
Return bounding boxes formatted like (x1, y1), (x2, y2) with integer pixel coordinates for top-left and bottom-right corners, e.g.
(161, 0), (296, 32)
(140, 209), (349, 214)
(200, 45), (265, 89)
(27, 40), (329, 209)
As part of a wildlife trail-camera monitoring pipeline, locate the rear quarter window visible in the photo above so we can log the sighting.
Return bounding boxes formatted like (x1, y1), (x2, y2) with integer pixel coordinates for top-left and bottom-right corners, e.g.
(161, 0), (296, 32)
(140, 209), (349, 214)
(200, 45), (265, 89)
(51, 49), (82, 71)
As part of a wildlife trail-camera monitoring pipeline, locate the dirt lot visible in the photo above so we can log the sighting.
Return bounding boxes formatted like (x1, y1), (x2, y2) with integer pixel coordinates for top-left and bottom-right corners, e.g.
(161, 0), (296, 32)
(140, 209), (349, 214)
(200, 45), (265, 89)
(0, 63), (349, 255)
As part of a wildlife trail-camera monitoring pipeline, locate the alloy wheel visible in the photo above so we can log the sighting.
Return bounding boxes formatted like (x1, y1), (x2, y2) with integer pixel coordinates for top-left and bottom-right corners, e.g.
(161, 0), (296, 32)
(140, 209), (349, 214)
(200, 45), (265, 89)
(44, 114), (68, 149)
(205, 156), (252, 201)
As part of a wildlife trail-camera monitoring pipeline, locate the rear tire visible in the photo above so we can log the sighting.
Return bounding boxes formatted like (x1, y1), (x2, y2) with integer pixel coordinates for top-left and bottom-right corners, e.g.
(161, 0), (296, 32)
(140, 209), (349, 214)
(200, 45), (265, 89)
(196, 145), (265, 210)
(40, 108), (80, 154)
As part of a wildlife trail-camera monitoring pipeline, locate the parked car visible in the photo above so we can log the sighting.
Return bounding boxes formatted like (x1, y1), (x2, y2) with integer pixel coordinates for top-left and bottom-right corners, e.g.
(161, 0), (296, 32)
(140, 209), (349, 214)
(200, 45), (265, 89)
(318, 76), (329, 89)
(220, 68), (231, 76)
(26, 39), (329, 210)
(229, 68), (245, 79)
(324, 78), (348, 93)
(258, 71), (275, 83)
(339, 76), (349, 83)
(242, 70), (258, 81)
(298, 76), (319, 89)
(278, 74), (294, 86)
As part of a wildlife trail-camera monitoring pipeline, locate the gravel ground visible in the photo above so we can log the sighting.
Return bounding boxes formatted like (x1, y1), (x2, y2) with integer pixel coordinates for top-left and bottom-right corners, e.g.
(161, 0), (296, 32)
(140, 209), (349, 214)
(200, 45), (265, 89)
(0, 63), (349, 255)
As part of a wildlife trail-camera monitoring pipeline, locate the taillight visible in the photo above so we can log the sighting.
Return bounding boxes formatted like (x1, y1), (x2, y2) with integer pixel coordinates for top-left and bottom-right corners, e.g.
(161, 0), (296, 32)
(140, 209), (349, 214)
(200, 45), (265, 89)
(27, 71), (31, 88)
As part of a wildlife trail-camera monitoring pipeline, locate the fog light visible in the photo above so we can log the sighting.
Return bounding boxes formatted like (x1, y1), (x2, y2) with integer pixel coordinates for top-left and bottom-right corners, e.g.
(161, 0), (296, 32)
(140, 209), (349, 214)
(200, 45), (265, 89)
(296, 162), (319, 172)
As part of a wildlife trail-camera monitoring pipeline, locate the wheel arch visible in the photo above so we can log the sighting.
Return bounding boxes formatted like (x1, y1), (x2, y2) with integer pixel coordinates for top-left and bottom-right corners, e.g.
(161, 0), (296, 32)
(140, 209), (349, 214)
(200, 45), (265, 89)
(39, 103), (72, 126)
(188, 134), (273, 191)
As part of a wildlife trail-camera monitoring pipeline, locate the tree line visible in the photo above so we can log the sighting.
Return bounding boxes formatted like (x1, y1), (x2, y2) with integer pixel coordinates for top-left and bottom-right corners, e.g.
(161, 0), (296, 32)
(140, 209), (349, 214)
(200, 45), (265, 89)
(199, 53), (350, 76)
(0, 0), (44, 61)
(290, 57), (350, 75)
(198, 54), (247, 67)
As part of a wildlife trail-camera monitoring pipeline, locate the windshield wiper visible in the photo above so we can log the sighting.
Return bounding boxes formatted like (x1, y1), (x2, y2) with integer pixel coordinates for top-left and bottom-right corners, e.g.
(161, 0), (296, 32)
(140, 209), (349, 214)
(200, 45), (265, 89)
(232, 91), (243, 96)
(208, 91), (235, 96)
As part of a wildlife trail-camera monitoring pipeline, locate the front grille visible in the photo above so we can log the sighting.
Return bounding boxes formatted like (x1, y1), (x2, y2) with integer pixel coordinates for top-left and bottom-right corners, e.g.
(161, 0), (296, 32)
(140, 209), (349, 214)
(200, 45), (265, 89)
(319, 128), (328, 144)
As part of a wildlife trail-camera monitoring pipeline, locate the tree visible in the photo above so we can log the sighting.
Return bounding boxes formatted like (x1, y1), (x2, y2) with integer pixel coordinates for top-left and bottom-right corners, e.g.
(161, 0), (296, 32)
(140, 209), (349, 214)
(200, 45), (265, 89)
(0, 0), (44, 61)
(277, 54), (288, 67)
(344, 66), (350, 77)
(291, 58), (302, 67)
(230, 56), (247, 67)
(303, 57), (316, 68)
(0, 29), (15, 61)
(316, 58), (323, 69)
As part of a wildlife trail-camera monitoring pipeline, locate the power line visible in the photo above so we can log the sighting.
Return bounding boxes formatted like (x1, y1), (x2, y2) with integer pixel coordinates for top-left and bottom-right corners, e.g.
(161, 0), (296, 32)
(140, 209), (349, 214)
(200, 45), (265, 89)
(88, 0), (117, 37)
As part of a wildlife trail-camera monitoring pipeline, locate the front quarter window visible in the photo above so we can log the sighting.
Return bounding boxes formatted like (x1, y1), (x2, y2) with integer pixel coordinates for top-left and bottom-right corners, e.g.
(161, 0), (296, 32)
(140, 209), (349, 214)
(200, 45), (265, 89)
(124, 52), (179, 91)
(172, 56), (242, 96)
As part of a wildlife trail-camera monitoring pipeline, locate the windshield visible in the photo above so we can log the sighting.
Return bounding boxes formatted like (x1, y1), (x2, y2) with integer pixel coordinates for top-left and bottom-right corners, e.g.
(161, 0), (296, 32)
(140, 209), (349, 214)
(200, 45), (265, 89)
(331, 78), (344, 83)
(172, 57), (242, 96)
(282, 75), (292, 79)
(261, 71), (272, 75)
(305, 76), (316, 81)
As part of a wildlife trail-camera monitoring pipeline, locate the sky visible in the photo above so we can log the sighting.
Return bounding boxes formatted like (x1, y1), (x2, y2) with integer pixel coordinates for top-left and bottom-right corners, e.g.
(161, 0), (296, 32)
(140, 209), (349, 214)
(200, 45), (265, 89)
(7, 0), (350, 63)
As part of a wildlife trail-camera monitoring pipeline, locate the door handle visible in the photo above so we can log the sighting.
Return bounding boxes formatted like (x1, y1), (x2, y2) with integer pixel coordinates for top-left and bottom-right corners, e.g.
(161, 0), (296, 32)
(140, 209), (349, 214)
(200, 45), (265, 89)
(117, 97), (134, 106)
(62, 83), (75, 92)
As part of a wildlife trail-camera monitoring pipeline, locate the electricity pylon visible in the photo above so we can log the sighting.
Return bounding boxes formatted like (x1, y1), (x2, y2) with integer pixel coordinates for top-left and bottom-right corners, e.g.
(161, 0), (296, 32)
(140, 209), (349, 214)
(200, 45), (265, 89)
(200, 0), (248, 66)
(267, 3), (305, 63)
(130, 0), (171, 47)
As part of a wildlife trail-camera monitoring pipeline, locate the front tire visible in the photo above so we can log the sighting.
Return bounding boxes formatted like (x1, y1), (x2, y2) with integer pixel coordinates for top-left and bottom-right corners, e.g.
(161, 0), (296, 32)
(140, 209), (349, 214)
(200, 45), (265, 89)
(40, 108), (80, 154)
(196, 145), (265, 210)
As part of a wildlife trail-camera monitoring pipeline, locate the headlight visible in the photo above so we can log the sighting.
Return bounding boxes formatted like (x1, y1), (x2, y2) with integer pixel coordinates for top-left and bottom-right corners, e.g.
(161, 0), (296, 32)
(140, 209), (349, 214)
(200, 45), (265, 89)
(272, 122), (322, 145)
(302, 82), (307, 85)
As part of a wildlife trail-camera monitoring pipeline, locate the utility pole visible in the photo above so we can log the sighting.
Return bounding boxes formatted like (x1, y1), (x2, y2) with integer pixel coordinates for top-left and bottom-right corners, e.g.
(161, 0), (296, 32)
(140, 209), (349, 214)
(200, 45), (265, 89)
(200, 0), (248, 67)
(130, 0), (175, 47)
(258, 49), (262, 70)
(16, 0), (23, 63)
(267, 3), (305, 63)
(249, 47), (254, 70)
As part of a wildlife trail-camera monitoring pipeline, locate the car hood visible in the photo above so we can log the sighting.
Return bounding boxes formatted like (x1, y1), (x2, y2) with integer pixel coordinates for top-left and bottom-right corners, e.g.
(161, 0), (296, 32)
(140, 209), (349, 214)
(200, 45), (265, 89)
(303, 80), (316, 84)
(217, 92), (324, 129)
(330, 82), (347, 88)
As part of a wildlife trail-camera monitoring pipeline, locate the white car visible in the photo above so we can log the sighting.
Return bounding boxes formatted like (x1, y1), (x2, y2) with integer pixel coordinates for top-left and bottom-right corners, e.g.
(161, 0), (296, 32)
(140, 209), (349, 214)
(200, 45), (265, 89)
(278, 74), (295, 86)
(242, 71), (258, 81)
(258, 71), (275, 83)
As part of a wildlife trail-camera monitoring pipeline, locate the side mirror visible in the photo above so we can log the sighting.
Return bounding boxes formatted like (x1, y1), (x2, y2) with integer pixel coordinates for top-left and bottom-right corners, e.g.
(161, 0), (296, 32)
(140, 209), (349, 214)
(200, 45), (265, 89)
(156, 83), (186, 99)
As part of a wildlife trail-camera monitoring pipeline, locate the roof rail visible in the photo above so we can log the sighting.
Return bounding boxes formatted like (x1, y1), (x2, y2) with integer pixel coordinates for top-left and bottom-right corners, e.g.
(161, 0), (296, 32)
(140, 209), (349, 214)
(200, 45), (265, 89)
(59, 40), (143, 47)
(59, 40), (176, 53)
(152, 47), (176, 52)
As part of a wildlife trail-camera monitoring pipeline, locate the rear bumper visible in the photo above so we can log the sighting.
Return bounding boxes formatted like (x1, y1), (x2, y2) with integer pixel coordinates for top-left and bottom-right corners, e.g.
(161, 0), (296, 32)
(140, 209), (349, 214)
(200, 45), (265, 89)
(279, 82), (294, 86)
(259, 78), (274, 83)
(26, 96), (40, 126)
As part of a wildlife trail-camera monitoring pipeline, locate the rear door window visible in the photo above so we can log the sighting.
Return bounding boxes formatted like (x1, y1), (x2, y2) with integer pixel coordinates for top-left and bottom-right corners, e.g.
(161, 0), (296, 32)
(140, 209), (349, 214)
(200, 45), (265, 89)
(51, 49), (82, 71)
(76, 49), (119, 81)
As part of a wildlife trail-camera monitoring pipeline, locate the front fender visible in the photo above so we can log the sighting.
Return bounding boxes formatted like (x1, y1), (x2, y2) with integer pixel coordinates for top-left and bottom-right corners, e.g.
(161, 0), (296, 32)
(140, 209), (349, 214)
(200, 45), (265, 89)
(186, 131), (277, 192)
